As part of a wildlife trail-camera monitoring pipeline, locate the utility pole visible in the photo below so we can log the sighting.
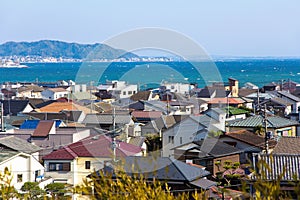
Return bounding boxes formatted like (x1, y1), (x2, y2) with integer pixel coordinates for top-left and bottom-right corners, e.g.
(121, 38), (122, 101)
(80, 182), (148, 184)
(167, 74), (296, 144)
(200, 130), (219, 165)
(0, 103), (4, 132)
(112, 107), (117, 162)
(90, 81), (94, 114)
(263, 104), (269, 154)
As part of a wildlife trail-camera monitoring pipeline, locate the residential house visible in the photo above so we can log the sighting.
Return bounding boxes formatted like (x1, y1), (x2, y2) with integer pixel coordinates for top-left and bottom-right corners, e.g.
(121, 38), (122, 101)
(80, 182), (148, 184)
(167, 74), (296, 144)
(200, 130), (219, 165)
(161, 82), (195, 95)
(130, 90), (159, 101)
(174, 138), (241, 176)
(260, 98), (292, 117)
(24, 110), (85, 124)
(82, 113), (133, 132)
(162, 108), (226, 157)
(16, 85), (44, 99)
(131, 110), (162, 123)
(243, 82), (259, 90)
(272, 136), (300, 154)
(228, 115), (299, 137)
(207, 97), (245, 109)
(141, 115), (179, 136)
(0, 100), (34, 116)
(41, 88), (69, 100)
(168, 101), (194, 115)
(0, 136), (44, 190)
(43, 134), (142, 185)
(196, 78), (239, 99)
(263, 82), (280, 92)
(224, 106), (249, 121)
(276, 90), (300, 114)
(282, 79), (300, 93)
(33, 101), (97, 116)
(225, 78), (239, 97)
(0, 121), (91, 161)
(219, 130), (277, 163)
(142, 100), (179, 115)
(91, 156), (214, 193)
(97, 80), (138, 99)
(127, 136), (147, 155)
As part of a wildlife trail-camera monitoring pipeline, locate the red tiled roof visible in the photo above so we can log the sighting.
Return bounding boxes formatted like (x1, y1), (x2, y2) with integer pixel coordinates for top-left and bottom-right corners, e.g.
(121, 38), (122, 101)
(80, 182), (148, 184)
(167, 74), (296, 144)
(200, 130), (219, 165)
(43, 135), (142, 160)
(32, 121), (55, 137)
(208, 98), (244, 104)
(131, 111), (162, 119)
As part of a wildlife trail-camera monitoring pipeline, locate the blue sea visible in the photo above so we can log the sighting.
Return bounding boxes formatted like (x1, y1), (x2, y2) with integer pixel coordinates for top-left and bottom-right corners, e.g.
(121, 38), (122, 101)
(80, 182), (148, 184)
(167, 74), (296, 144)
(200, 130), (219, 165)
(1, 59), (300, 89)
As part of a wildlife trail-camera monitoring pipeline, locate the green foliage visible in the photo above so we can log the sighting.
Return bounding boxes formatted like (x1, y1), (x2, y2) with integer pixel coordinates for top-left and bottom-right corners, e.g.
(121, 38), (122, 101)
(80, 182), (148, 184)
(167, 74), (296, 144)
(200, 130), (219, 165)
(248, 158), (290, 199)
(208, 130), (223, 137)
(0, 167), (18, 199)
(254, 125), (265, 136)
(21, 182), (45, 200)
(145, 133), (162, 151)
(45, 183), (69, 199)
(77, 170), (208, 200)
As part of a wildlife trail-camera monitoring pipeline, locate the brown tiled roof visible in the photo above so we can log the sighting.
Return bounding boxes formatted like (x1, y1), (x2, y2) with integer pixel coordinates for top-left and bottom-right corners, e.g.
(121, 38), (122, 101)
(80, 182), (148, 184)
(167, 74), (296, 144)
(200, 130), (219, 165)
(131, 111), (162, 119)
(272, 137), (300, 154)
(225, 129), (277, 149)
(208, 98), (244, 104)
(37, 102), (97, 114)
(47, 88), (67, 92)
(32, 121), (55, 137)
(238, 89), (257, 97)
(130, 91), (151, 101)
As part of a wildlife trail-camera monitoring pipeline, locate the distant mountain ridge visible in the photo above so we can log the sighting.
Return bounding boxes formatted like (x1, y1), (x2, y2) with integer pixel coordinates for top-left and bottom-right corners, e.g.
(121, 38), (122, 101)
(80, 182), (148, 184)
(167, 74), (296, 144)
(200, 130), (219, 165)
(0, 40), (138, 59)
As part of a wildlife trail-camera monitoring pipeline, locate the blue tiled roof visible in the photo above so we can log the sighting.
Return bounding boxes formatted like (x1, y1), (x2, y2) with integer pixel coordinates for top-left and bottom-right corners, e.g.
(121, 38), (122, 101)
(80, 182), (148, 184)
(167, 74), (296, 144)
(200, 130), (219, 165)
(20, 119), (62, 129)
(20, 120), (40, 129)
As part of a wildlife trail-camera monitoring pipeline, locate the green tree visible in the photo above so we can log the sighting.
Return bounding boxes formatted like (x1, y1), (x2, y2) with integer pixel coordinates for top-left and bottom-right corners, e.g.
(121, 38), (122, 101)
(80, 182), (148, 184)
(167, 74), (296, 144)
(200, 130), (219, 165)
(254, 125), (265, 136)
(45, 183), (69, 200)
(0, 167), (19, 199)
(76, 170), (208, 200)
(21, 182), (45, 200)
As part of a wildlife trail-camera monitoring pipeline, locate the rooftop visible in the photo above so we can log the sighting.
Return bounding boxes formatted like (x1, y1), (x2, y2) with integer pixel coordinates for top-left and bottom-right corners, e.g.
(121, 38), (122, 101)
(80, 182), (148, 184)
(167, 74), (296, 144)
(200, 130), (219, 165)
(229, 115), (299, 128)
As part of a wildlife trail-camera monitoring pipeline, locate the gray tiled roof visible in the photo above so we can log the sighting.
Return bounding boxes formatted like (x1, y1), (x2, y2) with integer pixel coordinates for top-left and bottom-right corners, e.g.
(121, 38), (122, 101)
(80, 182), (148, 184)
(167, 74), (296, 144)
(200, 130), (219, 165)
(229, 115), (299, 128)
(190, 115), (219, 128)
(194, 138), (241, 158)
(270, 98), (292, 106)
(190, 178), (217, 189)
(83, 113), (131, 124)
(0, 136), (41, 154)
(128, 137), (146, 147)
(277, 90), (300, 102)
(116, 156), (210, 182)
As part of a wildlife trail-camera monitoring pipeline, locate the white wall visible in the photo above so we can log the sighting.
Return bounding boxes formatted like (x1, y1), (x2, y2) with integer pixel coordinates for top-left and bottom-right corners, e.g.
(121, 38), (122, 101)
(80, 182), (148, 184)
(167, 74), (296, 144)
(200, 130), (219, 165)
(0, 153), (44, 190)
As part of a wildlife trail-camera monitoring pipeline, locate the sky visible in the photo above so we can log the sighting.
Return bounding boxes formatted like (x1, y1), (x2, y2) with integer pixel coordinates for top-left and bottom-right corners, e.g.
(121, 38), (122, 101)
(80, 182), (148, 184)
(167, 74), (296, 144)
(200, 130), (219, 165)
(0, 0), (299, 57)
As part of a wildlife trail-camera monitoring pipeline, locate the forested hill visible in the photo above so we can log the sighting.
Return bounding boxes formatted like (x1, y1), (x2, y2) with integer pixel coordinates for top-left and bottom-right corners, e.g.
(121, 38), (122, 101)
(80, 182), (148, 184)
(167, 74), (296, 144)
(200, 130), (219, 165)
(0, 40), (138, 59)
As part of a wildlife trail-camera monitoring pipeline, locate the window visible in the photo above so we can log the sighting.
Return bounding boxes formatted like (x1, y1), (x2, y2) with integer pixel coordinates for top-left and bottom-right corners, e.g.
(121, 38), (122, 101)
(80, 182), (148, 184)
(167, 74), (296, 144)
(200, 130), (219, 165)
(168, 136), (174, 144)
(17, 174), (23, 182)
(128, 91), (132, 95)
(49, 162), (70, 172)
(123, 91), (126, 95)
(85, 161), (91, 169)
(180, 137), (182, 144)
